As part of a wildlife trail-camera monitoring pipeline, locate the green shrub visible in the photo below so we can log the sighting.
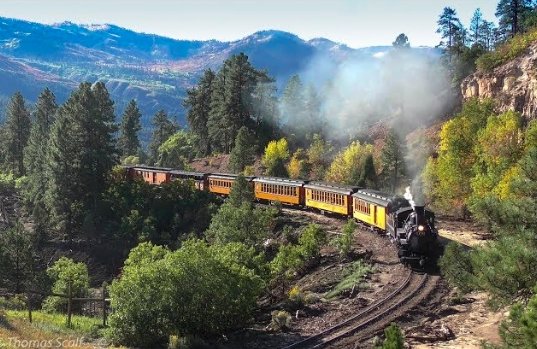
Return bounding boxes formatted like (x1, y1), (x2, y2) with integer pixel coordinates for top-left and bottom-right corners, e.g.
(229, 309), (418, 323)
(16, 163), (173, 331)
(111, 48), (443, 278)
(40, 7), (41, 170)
(168, 335), (211, 349)
(42, 257), (89, 313)
(107, 241), (264, 347)
(206, 202), (277, 248)
(0, 172), (16, 193)
(438, 242), (475, 294)
(326, 260), (373, 299)
(334, 219), (356, 258)
(498, 288), (537, 348)
(298, 224), (327, 260)
(303, 292), (320, 305)
(270, 244), (304, 280)
(0, 295), (26, 310)
(378, 323), (405, 349)
(270, 310), (292, 331)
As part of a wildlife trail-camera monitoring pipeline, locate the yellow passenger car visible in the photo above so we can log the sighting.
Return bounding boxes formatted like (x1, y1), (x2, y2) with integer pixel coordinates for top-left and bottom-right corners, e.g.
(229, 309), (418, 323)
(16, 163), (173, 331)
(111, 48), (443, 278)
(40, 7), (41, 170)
(253, 177), (306, 205)
(352, 189), (392, 231)
(208, 173), (254, 195)
(304, 182), (359, 216)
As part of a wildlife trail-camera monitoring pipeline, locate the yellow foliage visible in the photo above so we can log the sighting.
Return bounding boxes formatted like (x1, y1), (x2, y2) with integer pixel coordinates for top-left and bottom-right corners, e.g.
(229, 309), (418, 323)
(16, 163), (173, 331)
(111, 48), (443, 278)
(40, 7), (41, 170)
(476, 111), (522, 168)
(325, 141), (373, 185)
(494, 165), (522, 200)
(287, 149), (308, 179)
(262, 138), (290, 168)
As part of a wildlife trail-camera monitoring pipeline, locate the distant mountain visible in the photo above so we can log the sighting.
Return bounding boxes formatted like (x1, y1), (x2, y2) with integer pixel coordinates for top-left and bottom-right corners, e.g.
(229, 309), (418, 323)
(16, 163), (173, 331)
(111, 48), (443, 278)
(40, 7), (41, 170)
(0, 16), (439, 140)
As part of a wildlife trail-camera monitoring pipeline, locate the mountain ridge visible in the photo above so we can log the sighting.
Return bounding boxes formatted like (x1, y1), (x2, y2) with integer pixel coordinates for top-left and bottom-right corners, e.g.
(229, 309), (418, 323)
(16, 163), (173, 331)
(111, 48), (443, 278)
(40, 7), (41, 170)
(0, 16), (438, 140)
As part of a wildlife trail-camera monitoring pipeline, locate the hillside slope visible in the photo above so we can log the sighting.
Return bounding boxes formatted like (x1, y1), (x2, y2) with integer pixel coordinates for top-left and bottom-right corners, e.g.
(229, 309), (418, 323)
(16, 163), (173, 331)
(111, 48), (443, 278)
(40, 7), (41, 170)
(461, 41), (537, 121)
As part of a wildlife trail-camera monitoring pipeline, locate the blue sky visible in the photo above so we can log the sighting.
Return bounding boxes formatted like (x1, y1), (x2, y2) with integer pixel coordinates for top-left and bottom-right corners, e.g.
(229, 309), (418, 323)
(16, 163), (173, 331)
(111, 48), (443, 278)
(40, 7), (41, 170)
(0, 0), (498, 48)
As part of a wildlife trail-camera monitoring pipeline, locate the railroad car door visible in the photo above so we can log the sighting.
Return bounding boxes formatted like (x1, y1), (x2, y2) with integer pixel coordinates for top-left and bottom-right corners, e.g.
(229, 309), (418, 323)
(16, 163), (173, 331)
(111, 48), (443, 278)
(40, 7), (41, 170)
(373, 206), (377, 225)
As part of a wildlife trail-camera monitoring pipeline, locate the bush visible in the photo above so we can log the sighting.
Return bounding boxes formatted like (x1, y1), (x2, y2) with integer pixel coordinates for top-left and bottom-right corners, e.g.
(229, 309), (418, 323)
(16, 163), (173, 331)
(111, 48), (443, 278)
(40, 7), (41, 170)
(498, 288), (537, 348)
(0, 172), (16, 193)
(334, 219), (356, 258)
(168, 335), (212, 349)
(270, 244), (304, 280)
(326, 260), (373, 299)
(288, 286), (304, 308)
(0, 295), (26, 310)
(303, 292), (320, 305)
(42, 257), (89, 313)
(438, 242), (475, 294)
(378, 323), (405, 349)
(297, 224), (327, 260)
(107, 241), (264, 347)
(270, 310), (292, 331)
(206, 202), (277, 248)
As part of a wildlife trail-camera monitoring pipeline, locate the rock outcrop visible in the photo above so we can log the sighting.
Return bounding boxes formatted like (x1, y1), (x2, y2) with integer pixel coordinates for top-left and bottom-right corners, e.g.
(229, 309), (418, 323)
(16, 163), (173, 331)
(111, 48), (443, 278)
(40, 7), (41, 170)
(461, 42), (537, 121)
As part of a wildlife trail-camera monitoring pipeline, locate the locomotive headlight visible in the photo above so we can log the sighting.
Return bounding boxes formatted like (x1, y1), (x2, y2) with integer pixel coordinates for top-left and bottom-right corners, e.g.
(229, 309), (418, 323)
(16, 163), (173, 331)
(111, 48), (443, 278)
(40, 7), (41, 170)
(418, 225), (425, 232)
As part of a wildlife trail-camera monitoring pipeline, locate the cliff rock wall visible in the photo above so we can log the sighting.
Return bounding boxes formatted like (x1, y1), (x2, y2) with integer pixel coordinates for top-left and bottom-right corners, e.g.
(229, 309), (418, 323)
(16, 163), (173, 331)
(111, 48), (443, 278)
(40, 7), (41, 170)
(461, 42), (537, 121)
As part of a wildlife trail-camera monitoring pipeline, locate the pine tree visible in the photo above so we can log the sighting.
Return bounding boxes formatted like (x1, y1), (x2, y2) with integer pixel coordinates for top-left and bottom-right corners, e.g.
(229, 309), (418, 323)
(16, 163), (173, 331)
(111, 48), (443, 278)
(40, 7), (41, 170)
(228, 174), (254, 207)
(496, 0), (534, 37)
(302, 85), (323, 140)
(381, 128), (406, 193)
(184, 69), (215, 156)
(207, 69), (228, 153)
(360, 154), (378, 189)
(118, 99), (142, 157)
(229, 126), (256, 173)
(392, 33), (410, 48)
(86, 82), (118, 210)
(436, 7), (463, 49)
(469, 9), (484, 46)
(45, 82), (118, 239)
(281, 75), (306, 145)
(24, 88), (57, 210)
(149, 110), (177, 164)
(481, 20), (498, 50)
(5, 92), (31, 176)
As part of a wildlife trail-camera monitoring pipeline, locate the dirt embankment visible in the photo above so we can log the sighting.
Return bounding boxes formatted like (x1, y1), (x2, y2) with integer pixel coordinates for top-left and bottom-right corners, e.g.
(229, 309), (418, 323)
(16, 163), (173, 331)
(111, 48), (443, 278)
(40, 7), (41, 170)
(407, 217), (504, 349)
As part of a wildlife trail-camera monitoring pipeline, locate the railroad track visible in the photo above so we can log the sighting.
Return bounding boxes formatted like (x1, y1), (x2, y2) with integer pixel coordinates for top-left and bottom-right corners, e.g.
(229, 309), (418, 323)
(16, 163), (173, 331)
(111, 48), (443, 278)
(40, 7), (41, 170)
(282, 271), (434, 349)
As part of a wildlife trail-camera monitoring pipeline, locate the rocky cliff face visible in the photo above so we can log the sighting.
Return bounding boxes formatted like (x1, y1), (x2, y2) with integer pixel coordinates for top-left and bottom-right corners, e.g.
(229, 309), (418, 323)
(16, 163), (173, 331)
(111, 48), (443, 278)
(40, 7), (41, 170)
(461, 42), (537, 120)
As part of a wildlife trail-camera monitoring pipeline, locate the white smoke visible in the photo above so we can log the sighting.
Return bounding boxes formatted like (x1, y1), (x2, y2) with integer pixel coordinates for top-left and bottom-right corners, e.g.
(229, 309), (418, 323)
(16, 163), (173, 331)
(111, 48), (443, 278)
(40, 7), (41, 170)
(404, 186), (415, 210)
(284, 46), (455, 141)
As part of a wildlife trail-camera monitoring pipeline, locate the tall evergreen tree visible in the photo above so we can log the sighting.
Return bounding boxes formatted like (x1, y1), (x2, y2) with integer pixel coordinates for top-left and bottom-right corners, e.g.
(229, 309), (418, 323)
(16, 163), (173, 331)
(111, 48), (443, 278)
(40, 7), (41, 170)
(481, 20), (498, 50)
(149, 110), (177, 164)
(437, 7), (463, 49)
(118, 99), (142, 158)
(496, 0), (534, 37)
(207, 69), (228, 153)
(382, 128), (406, 193)
(184, 69), (215, 156)
(24, 88), (57, 209)
(4, 92), (31, 176)
(207, 53), (270, 153)
(45, 82), (117, 239)
(360, 154), (378, 189)
(469, 9), (484, 46)
(85, 82), (118, 210)
(229, 126), (256, 173)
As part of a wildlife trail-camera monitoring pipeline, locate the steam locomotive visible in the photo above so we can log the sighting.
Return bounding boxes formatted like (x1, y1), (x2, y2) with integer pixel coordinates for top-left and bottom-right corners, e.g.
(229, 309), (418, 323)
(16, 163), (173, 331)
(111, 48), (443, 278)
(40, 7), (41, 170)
(125, 166), (438, 265)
